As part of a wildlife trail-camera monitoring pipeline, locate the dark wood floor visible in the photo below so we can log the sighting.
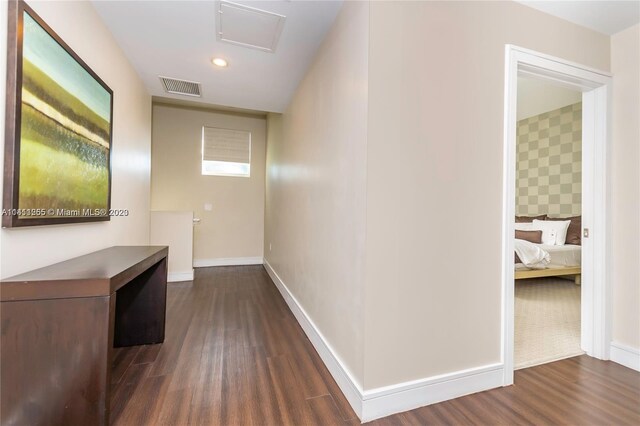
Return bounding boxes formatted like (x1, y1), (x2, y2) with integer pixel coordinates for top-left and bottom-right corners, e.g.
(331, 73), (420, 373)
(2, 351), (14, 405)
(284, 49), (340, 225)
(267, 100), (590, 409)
(111, 265), (640, 425)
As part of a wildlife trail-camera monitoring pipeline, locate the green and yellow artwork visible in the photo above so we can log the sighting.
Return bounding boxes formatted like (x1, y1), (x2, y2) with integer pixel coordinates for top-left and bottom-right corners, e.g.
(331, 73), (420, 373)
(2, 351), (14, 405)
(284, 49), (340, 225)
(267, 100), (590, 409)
(17, 10), (112, 220)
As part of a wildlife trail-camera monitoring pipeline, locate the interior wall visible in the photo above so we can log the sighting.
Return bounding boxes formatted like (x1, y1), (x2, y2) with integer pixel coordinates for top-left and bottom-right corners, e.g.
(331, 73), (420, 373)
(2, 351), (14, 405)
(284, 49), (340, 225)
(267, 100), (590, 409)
(0, 1), (152, 278)
(364, 0), (610, 389)
(151, 104), (265, 263)
(516, 102), (582, 217)
(150, 210), (193, 279)
(610, 23), (640, 351)
(264, 112), (282, 264)
(264, 1), (369, 385)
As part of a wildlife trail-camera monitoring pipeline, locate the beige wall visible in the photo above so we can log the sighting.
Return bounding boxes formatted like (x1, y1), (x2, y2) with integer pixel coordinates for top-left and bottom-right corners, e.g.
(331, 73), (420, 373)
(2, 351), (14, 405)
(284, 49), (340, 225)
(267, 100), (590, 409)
(264, 1), (369, 385)
(0, 1), (151, 278)
(364, 1), (610, 389)
(264, 112), (282, 262)
(151, 104), (265, 263)
(610, 24), (640, 350)
(150, 211), (193, 280)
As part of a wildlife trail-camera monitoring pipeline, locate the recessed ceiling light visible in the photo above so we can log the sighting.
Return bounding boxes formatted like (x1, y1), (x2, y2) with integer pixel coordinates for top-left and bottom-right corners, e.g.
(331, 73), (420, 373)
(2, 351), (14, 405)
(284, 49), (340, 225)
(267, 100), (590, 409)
(212, 57), (228, 67)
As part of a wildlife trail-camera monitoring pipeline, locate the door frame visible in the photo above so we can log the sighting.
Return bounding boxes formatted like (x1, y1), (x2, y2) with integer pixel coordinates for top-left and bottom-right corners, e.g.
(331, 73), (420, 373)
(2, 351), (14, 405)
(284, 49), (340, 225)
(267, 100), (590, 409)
(501, 45), (613, 385)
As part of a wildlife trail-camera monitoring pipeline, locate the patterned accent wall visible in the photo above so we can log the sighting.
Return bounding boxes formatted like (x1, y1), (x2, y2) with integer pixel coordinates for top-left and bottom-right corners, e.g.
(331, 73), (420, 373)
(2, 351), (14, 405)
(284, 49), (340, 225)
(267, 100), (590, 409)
(516, 102), (582, 216)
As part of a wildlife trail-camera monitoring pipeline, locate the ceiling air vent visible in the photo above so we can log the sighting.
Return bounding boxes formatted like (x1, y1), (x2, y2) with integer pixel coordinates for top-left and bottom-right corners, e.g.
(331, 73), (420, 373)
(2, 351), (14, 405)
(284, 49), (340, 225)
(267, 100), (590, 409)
(159, 76), (202, 97)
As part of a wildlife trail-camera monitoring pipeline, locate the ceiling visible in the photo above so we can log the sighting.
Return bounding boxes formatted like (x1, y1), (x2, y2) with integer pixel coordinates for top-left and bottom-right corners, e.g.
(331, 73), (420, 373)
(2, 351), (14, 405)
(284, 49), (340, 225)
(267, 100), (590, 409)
(94, 1), (638, 113)
(517, 76), (582, 120)
(92, 0), (343, 113)
(517, 1), (640, 35)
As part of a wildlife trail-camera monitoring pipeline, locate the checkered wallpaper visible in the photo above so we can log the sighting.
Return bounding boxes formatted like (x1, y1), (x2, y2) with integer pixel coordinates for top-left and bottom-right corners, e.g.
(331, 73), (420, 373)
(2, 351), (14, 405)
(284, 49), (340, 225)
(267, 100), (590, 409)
(516, 102), (582, 216)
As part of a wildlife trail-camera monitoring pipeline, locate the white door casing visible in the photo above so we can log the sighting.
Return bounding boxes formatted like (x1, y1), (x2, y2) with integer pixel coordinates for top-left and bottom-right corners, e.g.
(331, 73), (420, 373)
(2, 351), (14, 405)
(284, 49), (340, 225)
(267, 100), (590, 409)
(502, 45), (612, 385)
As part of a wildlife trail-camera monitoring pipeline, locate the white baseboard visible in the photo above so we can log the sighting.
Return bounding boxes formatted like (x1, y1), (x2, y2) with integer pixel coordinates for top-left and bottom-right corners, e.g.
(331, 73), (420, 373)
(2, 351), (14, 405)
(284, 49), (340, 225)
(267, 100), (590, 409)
(262, 259), (504, 422)
(194, 257), (263, 267)
(262, 259), (364, 417)
(610, 342), (640, 371)
(168, 270), (194, 282)
(361, 363), (504, 422)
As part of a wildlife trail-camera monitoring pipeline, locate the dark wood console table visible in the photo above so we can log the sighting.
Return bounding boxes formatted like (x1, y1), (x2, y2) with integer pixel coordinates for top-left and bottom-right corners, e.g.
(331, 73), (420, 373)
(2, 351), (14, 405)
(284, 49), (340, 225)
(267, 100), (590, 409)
(0, 245), (168, 425)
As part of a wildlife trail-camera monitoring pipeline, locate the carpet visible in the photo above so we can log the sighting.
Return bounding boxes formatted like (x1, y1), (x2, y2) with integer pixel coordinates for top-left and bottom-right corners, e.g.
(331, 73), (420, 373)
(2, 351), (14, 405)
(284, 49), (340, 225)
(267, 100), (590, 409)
(515, 277), (583, 369)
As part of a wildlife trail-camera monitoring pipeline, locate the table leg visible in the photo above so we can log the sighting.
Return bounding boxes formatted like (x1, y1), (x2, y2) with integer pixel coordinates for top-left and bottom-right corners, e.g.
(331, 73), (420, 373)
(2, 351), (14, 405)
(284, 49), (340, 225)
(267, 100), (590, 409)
(113, 258), (167, 347)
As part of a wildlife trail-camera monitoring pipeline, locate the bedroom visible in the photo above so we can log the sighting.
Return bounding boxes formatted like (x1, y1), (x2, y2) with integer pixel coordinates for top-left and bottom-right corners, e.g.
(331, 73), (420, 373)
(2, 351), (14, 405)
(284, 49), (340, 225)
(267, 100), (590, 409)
(513, 76), (584, 368)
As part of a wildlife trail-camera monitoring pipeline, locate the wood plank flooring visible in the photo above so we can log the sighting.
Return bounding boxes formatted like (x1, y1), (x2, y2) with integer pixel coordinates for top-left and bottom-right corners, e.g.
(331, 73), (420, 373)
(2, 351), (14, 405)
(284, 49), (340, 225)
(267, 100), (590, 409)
(111, 265), (640, 425)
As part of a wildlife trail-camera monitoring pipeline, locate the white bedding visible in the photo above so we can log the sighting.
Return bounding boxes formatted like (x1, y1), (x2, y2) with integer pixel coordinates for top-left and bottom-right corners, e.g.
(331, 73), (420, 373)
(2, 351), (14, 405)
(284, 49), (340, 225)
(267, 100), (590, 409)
(515, 242), (581, 270)
(514, 239), (550, 269)
(540, 244), (581, 267)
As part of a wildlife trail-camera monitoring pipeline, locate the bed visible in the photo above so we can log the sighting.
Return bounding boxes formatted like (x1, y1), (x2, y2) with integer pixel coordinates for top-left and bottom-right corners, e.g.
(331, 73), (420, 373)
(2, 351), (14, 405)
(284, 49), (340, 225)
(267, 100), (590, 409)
(514, 215), (582, 283)
(515, 244), (581, 281)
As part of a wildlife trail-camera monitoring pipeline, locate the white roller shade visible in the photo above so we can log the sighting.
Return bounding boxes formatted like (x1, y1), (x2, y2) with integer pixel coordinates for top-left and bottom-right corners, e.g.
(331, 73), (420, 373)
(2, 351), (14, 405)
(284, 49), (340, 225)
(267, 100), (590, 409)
(202, 127), (251, 164)
(201, 126), (251, 177)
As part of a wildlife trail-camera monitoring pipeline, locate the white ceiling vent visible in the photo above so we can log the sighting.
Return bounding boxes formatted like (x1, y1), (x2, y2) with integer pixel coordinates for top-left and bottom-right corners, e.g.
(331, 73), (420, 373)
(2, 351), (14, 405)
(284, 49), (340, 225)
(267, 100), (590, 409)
(216, 1), (286, 53)
(159, 76), (202, 97)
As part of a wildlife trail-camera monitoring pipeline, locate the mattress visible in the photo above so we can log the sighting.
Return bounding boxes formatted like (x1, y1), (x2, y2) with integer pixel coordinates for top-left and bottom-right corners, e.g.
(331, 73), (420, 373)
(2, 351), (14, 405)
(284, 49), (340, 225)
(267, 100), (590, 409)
(540, 244), (581, 267)
(515, 243), (581, 269)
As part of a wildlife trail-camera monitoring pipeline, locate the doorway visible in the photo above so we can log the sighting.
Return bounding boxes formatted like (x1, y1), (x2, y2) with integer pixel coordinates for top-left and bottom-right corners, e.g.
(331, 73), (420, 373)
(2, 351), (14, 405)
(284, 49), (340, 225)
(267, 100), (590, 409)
(501, 45), (613, 385)
(513, 77), (584, 369)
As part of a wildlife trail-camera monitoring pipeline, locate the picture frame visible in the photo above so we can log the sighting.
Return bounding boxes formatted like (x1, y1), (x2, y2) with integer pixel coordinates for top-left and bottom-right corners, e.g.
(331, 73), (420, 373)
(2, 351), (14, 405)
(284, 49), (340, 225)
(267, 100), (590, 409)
(2, 0), (113, 228)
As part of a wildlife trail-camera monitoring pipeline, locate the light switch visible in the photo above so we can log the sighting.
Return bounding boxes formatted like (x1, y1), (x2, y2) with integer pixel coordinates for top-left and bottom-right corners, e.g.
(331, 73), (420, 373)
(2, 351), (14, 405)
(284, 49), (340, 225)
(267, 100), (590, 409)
(204, 203), (213, 211)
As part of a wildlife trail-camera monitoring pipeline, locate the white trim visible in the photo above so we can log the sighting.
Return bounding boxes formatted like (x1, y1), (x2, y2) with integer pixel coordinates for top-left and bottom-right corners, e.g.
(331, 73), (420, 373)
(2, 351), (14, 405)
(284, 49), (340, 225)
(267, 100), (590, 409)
(501, 45), (518, 386)
(361, 363), (503, 422)
(168, 270), (194, 282)
(502, 45), (612, 385)
(193, 257), (263, 267)
(263, 259), (505, 422)
(581, 86), (614, 358)
(610, 342), (640, 372)
(262, 259), (364, 417)
(510, 45), (612, 79)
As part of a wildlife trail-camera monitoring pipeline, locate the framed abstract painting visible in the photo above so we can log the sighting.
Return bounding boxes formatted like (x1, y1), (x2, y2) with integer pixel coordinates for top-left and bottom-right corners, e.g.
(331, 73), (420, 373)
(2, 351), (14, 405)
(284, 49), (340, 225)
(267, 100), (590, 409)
(2, 0), (113, 227)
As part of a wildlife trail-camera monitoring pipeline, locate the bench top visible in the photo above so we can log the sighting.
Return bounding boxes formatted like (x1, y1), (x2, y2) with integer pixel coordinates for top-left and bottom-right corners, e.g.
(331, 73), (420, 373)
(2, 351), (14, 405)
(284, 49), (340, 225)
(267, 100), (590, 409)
(1, 246), (168, 302)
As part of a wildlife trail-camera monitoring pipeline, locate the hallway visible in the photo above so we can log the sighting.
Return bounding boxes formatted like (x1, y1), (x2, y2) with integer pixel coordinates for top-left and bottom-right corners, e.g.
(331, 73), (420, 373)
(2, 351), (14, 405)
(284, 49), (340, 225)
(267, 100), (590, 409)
(111, 266), (640, 425)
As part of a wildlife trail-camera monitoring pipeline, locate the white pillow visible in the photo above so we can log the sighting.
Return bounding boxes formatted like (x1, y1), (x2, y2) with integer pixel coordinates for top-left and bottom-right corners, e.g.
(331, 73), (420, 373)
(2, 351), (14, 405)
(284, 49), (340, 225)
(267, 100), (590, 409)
(514, 222), (538, 231)
(533, 219), (571, 245)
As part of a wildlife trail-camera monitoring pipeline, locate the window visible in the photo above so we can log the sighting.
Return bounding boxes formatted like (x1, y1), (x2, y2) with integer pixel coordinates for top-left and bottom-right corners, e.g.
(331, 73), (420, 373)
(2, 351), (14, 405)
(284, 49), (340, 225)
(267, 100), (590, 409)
(201, 126), (251, 177)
